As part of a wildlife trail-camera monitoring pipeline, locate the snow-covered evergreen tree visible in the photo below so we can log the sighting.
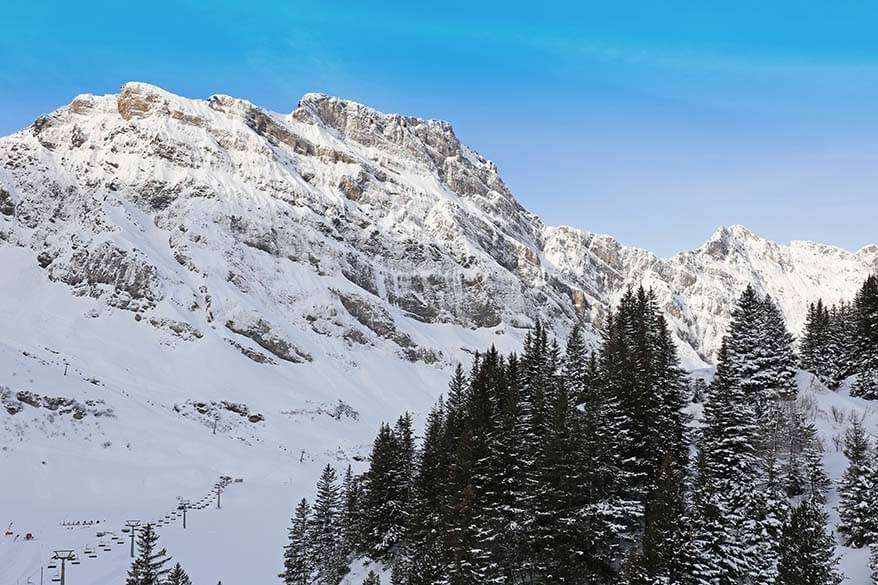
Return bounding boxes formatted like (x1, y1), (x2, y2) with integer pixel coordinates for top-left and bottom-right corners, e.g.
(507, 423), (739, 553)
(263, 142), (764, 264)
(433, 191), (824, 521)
(758, 295), (798, 399)
(363, 423), (407, 560)
(281, 498), (314, 585)
(621, 454), (689, 585)
(853, 275), (878, 398)
(826, 301), (858, 388)
(311, 465), (347, 584)
(837, 418), (875, 547)
(692, 285), (795, 585)
(126, 524), (171, 585)
(341, 465), (362, 557)
(393, 412), (416, 508)
(800, 300), (831, 380)
(781, 403), (830, 501)
(166, 563), (192, 585)
(402, 401), (448, 585)
(776, 498), (842, 585)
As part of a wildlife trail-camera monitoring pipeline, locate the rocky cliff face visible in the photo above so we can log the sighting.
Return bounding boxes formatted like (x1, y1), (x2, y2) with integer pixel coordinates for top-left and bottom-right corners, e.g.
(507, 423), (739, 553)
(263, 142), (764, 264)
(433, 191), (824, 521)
(0, 82), (875, 370)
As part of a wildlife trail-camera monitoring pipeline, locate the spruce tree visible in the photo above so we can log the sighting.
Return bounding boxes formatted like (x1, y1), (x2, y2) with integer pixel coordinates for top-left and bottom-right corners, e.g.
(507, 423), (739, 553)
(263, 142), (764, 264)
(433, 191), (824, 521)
(837, 418), (874, 547)
(694, 317), (762, 583)
(721, 285), (767, 399)
(404, 401), (449, 585)
(826, 301), (857, 388)
(776, 498), (842, 585)
(341, 465), (362, 557)
(450, 345), (502, 583)
(281, 498), (314, 585)
(125, 524), (171, 585)
(630, 454), (689, 585)
(852, 275), (878, 399)
(393, 412), (416, 508)
(311, 465), (347, 584)
(363, 570), (381, 585)
(800, 299), (831, 381)
(532, 329), (586, 582)
(783, 404), (830, 501)
(757, 295), (798, 398)
(476, 351), (528, 583)
(363, 423), (407, 560)
(166, 563), (192, 585)
(746, 453), (789, 585)
(512, 322), (555, 580)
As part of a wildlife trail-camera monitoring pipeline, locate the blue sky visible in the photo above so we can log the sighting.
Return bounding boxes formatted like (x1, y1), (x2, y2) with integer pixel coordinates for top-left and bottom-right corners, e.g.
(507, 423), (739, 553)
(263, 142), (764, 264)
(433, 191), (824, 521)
(2, 1), (877, 256)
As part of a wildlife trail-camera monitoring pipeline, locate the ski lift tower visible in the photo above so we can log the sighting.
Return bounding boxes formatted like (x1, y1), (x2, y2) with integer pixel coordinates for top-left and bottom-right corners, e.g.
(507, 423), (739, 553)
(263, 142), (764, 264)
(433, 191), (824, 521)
(124, 520), (141, 558)
(178, 500), (191, 529)
(51, 550), (76, 585)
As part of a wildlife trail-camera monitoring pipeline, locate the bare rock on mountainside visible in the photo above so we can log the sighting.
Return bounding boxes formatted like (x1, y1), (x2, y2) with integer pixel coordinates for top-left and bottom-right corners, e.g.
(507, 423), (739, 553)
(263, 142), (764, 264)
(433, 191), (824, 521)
(0, 82), (875, 370)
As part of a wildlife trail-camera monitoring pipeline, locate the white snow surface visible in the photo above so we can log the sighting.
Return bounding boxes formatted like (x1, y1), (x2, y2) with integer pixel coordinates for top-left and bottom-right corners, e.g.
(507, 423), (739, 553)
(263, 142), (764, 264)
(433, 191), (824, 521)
(0, 83), (876, 583)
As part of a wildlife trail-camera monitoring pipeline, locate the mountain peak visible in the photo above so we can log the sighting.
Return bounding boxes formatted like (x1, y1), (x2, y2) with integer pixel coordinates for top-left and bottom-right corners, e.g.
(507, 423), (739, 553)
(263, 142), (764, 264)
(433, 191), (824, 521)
(291, 91), (458, 146)
(701, 224), (761, 259)
(116, 81), (193, 121)
(709, 224), (758, 242)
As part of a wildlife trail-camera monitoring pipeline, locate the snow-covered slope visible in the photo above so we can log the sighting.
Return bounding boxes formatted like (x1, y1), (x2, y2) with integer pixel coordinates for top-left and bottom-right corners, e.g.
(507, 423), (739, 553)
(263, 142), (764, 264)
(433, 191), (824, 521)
(0, 83), (876, 583)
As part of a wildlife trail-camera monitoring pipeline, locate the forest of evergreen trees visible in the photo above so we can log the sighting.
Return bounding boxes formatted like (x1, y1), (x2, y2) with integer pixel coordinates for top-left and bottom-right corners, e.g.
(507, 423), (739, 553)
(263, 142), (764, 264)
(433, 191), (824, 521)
(281, 277), (878, 585)
(800, 275), (878, 395)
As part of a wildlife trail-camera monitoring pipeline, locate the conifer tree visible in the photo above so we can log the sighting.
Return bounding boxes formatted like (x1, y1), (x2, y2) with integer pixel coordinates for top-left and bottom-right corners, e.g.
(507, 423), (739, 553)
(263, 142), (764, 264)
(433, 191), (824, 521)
(721, 285), (767, 399)
(694, 328), (762, 583)
(126, 524), (171, 585)
(746, 455), (789, 585)
(476, 351), (528, 583)
(782, 404), (830, 500)
(451, 346), (502, 583)
(758, 295), (798, 399)
(393, 412), (416, 507)
(826, 301), (858, 388)
(800, 299), (831, 381)
(166, 563), (192, 585)
(776, 498), (842, 585)
(281, 498), (314, 585)
(532, 328), (588, 582)
(403, 401), (448, 585)
(853, 275), (878, 398)
(837, 418), (874, 547)
(512, 323), (555, 579)
(625, 454), (689, 585)
(580, 317), (635, 582)
(311, 465), (347, 584)
(363, 424), (407, 560)
(341, 465), (362, 557)
(363, 570), (381, 585)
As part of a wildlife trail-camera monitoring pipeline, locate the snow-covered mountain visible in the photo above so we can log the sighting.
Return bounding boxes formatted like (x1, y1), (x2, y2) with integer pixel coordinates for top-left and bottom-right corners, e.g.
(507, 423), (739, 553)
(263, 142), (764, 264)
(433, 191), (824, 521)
(1, 83), (876, 584)
(1, 82), (874, 372)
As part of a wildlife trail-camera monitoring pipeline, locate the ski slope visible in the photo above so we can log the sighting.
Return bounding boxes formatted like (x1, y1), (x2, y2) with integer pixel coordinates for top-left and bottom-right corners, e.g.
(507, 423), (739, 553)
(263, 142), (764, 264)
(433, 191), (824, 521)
(1, 276), (875, 585)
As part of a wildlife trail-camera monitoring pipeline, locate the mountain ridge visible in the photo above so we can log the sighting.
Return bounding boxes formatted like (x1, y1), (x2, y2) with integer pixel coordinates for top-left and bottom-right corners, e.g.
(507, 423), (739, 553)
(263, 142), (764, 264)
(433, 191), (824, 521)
(0, 82), (875, 371)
